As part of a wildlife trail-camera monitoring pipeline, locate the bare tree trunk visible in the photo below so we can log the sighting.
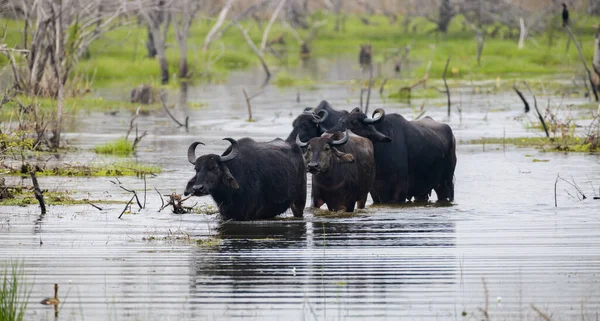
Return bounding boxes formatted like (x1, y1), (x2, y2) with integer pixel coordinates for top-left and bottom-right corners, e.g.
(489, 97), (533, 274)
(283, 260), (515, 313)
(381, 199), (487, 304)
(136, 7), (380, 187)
(146, 27), (157, 58)
(179, 41), (188, 78)
(333, 0), (342, 32)
(594, 27), (600, 75)
(203, 0), (235, 52)
(437, 0), (454, 33)
(518, 17), (527, 49)
(590, 0), (600, 15)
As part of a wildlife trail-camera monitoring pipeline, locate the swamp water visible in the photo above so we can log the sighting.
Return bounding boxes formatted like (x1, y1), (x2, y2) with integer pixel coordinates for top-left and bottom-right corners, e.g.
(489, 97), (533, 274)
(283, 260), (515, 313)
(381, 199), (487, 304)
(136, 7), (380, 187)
(1, 64), (600, 320)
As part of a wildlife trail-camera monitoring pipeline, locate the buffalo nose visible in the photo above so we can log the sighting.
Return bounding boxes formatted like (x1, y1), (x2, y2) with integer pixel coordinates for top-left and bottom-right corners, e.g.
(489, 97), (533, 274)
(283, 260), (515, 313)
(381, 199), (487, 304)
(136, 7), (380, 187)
(307, 162), (319, 171)
(193, 184), (204, 192)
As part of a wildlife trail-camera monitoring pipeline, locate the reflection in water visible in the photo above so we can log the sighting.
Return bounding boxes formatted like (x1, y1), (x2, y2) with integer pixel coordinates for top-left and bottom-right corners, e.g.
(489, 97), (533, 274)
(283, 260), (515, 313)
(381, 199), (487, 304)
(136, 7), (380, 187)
(188, 218), (456, 319)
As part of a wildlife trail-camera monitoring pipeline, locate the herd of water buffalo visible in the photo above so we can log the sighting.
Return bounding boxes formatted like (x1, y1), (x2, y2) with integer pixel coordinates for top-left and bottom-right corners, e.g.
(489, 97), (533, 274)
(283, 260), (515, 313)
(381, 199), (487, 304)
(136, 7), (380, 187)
(184, 101), (457, 220)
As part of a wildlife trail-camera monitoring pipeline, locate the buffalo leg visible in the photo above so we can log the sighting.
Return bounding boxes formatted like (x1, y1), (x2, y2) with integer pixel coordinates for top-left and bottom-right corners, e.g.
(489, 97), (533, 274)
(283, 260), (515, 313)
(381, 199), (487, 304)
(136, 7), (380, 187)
(291, 202), (304, 217)
(357, 195), (368, 209)
(345, 201), (355, 212)
(312, 197), (324, 209)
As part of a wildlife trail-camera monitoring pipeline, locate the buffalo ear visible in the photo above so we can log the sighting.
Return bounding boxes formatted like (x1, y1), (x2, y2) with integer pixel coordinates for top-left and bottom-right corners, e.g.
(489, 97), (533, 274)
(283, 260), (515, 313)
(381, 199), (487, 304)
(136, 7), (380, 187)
(332, 147), (355, 163)
(222, 165), (240, 189)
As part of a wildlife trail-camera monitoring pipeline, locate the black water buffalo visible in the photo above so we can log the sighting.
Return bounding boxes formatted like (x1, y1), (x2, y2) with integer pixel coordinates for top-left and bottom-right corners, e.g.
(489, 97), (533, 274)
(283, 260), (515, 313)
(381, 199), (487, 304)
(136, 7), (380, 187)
(327, 108), (456, 203)
(296, 131), (375, 212)
(184, 138), (307, 220)
(285, 100), (348, 143)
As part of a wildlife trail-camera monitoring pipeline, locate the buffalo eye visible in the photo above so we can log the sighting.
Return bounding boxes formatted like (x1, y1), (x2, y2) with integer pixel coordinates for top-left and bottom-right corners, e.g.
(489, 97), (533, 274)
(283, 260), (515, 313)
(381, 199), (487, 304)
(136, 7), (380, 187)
(307, 146), (311, 151)
(324, 145), (330, 150)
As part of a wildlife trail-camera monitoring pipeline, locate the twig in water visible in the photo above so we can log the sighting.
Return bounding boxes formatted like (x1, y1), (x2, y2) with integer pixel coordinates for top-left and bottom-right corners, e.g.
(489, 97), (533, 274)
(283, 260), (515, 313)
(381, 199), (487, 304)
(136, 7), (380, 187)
(557, 174), (587, 200)
(118, 185), (143, 210)
(142, 174), (147, 209)
(118, 195), (135, 219)
(565, 26), (598, 102)
(523, 81), (550, 138)
(379, 78), (388, 96)
(442, 55), (452, 118)
(87, 201), (103, 211)
(242, 88), (264, 122)
(513, 83), (530, 113)
(155, 187), (165, 210)
(531, 304), (554, 321)
(554, 173), (559, 207)
(478, 277), (490, 321)
(365, 66), (374, 114)
(160, 93), (189, 129)
(29, 170), (46, 215)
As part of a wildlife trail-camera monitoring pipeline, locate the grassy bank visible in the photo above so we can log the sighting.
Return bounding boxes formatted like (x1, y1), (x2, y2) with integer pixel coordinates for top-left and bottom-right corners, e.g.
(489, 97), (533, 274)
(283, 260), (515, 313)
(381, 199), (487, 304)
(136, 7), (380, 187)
(465, 136), (600, 152)
(1, 13), (598, 90)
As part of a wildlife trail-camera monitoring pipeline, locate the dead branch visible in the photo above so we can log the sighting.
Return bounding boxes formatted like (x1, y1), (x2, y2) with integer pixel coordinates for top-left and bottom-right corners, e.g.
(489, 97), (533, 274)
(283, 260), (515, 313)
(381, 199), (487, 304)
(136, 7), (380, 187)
(522, 81), (550, 138)
(478, 277), (490, 321)
(554, 173), (559, 207)
(260, 0), (286, 53)
(565, 25), (599, 102)
(29, 170), (46, 215)
(131, 125), (148, 152)
(442, 55), (451, 118)
(531, 305), (554, 321)
(242, 88), (264, 121)
(160, 93), (189, 129)
(379, 78), (388, 96)
(513, 84), (530, 113)
(365, 67), (374, 114)
(235, 23), (271, 85)
(86, 201), (103, 211)
(155, 187), (165, 210)
(159, 193), (193, 214)
(203, 0), (235, 52)
(118, 195), (135, 219)
(125, 106), (141, 140)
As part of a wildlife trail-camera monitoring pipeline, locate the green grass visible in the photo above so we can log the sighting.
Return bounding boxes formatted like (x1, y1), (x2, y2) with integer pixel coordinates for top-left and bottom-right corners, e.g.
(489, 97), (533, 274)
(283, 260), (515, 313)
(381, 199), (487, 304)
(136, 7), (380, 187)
(3, 161), (161, 177)
(0, 188), (127, 206)
(0, 261), (31, 321)
(94, 138), (133, 156)
(1, 12), (598, 90)
(465, 136), (600, 152)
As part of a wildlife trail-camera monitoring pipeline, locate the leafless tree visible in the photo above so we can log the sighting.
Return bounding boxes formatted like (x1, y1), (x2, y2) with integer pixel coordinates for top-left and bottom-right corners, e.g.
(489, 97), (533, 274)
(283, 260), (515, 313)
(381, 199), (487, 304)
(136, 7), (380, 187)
(173, 0), (201, 79)
(137, 0), (172, 84)
(2, 0), (127, 148)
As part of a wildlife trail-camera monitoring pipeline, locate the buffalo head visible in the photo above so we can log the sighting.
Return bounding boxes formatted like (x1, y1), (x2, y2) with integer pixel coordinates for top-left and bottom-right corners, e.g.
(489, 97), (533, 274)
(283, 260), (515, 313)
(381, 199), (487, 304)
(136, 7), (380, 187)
(296, 130), (354, 174)
(184, 138), (240, 196)
(285, 108), (329, 143)
(327, 108), (391, 142)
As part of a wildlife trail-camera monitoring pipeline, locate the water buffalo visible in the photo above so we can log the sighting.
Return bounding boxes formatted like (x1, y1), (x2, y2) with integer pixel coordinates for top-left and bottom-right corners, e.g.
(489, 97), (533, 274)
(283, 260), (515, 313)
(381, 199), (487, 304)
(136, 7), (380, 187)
(327, 108), (456, 203)
(184, 138), (307, 220)
(285, 100), (348, 143)
(296, 131), (375, 212)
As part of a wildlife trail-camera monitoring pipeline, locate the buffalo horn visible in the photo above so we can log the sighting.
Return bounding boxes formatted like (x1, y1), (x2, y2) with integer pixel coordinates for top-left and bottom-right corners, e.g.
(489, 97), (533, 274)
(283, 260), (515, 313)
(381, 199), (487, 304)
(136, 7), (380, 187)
(187, 142), (205, 164)
(364, 108), (385, 124)
(219, 138), (239, 163)
(330, 130), (349, 146)
(296, 134), (308, 148)
(303, 107), (314, 114)
(312, 109), (329, 124)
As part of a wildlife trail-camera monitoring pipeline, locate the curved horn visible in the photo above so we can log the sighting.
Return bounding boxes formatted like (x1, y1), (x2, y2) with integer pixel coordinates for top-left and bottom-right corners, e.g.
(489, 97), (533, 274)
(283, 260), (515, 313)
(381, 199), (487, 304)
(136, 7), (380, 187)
(303, 107), (314, 114)
(187, 142), (205, 164)
(313, 109), (329, 124)
(296, 134), (308, 148)
(219, 138), (239, 163)
(330, 130), (349, 146)
(351, 107), (362, 113)
(364, 108), (385, 124)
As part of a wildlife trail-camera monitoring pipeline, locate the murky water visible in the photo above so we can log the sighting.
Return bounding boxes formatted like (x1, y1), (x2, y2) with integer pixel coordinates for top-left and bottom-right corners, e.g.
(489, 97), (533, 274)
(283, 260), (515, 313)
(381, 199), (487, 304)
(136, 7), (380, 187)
(1, 63), (600, 320)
